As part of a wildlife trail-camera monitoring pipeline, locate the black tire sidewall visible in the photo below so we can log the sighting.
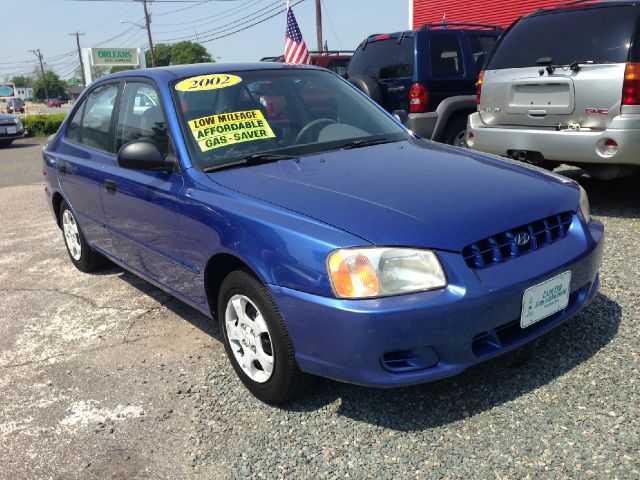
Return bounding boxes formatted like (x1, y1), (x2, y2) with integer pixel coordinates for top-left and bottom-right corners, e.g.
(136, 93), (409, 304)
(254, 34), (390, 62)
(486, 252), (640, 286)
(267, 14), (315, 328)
(218, 271), (300, 404)
(444, 116), (469, 146)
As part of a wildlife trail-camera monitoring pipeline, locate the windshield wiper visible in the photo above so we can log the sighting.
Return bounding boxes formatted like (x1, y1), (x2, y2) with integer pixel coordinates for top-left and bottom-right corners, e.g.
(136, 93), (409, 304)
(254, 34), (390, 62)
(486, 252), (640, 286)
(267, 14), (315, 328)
(333, 138), (396, 151)
(203, 153), (296, 172)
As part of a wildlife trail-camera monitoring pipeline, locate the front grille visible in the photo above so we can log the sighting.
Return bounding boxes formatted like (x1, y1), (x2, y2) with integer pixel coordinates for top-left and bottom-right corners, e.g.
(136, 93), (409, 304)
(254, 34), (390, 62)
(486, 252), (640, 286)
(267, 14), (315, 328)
(462, 212), (573, 269)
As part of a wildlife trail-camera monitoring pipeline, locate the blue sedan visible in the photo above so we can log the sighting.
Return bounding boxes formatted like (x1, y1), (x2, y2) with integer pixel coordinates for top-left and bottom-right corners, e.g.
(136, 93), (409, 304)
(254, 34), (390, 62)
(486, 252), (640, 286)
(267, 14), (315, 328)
(42, 63), (603, 403)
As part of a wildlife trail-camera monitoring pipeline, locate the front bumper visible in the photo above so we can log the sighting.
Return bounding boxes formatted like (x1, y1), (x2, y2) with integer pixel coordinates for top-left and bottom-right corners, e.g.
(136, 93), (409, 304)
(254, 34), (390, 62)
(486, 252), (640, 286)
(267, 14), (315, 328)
(468, 112), (640, 166)
(271, 218), (604, 387)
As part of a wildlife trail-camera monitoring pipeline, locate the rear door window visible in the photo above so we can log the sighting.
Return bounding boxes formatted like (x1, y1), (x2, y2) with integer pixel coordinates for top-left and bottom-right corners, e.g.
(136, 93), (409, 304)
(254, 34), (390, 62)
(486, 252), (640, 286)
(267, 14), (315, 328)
(488, 6), (638, 69)
(348, 38), (414, 79)
(469, 35), (497, 73)
(430, 35), (464, 78)
(67, 83), (119, 152)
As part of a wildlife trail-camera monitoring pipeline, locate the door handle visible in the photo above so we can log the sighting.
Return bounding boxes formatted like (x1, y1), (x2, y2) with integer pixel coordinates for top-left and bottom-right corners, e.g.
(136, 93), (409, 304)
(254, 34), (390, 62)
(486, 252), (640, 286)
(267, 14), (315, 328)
(104, 179), (117, 194)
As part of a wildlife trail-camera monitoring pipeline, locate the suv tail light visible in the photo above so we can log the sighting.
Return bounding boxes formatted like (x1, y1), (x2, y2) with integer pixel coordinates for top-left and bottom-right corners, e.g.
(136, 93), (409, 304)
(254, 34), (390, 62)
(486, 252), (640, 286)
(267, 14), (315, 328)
(622, 63), (640, 105)
(476, 71), (484, 105)
(409, 82), (429, 113)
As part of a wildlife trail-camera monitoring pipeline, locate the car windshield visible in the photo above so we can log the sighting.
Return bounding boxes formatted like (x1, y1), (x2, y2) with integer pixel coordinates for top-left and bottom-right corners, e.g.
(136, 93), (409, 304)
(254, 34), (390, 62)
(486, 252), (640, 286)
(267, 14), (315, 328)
(172, 68), (409, 171)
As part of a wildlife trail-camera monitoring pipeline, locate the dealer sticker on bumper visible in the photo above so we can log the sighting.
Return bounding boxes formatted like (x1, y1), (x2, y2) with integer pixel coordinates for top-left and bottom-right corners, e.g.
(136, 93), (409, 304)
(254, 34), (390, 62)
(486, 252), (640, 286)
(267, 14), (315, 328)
(520, 271), (571, 328)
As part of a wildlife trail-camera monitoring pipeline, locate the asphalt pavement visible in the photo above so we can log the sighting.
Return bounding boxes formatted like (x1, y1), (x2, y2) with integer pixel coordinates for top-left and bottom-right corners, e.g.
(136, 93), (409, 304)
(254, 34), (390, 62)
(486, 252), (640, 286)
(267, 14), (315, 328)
(0, 139), (638, 479)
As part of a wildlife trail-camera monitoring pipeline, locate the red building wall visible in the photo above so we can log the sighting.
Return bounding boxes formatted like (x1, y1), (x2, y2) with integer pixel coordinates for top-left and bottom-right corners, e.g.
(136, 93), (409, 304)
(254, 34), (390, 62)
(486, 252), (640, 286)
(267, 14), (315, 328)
(412, 0), (569, 29)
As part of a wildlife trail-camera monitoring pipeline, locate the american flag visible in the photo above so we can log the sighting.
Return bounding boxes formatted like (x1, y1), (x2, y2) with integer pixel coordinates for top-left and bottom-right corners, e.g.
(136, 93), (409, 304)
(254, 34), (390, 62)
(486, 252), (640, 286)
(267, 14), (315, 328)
(284, 6), (310, 64)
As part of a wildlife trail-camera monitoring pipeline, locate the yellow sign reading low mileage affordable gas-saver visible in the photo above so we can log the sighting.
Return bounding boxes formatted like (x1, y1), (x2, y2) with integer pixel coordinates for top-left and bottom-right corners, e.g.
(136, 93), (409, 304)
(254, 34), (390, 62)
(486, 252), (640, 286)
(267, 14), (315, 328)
(189, 109), (276, 152)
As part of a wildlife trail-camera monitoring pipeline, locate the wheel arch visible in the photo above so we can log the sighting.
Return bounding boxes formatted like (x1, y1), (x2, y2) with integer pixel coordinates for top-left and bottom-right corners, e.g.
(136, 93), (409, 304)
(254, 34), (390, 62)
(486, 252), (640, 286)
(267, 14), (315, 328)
(52, 191), (65, 228)
(203, 252), (264, 317)
(431, 95), (476, 142)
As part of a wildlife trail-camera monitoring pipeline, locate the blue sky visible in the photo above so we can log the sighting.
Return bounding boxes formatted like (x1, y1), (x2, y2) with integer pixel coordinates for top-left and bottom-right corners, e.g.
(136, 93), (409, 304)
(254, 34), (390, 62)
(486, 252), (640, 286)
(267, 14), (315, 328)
(0, 0), (409, 81)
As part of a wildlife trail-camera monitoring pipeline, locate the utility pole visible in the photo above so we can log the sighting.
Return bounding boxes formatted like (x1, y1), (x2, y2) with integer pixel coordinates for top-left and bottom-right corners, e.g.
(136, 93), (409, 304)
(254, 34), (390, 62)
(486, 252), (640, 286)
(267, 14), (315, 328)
(141, 0), (155, 67)
(29, 49), (49, 100)
(70, 32), (86, 85)
(315, 0), (323, 52)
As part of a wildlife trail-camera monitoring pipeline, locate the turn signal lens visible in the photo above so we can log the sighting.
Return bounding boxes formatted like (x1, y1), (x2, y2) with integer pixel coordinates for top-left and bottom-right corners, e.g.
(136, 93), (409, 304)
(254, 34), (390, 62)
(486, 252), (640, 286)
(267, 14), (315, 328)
(622, 62), (640, 105)
(327, 248), (447, 299)
(476, 71), (484, 105)
(328, 251), (379, 298)
(579, 185), (590, 223)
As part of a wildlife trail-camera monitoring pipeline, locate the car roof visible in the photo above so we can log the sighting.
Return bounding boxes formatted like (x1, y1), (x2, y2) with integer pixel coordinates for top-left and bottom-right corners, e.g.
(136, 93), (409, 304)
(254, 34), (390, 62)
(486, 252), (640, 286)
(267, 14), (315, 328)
(103, 62), (324, 83)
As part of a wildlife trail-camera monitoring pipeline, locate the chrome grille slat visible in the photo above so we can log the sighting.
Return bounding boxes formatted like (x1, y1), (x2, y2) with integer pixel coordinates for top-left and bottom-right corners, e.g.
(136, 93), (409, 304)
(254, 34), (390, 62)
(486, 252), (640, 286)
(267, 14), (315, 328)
(463, 212), (574, 269)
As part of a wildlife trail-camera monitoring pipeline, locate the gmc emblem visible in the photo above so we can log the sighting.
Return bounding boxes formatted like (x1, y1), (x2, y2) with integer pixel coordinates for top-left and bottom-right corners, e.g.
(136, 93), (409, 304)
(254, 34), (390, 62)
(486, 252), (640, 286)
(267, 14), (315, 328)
(586, 108), (609, 115)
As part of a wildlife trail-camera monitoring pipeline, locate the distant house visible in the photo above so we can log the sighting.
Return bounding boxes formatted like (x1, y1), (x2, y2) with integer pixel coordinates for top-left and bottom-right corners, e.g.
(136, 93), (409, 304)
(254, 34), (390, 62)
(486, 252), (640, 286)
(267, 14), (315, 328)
(14, 87), (33, 100)
(67, 78), (85, 102)
(68, 85), (84, 102)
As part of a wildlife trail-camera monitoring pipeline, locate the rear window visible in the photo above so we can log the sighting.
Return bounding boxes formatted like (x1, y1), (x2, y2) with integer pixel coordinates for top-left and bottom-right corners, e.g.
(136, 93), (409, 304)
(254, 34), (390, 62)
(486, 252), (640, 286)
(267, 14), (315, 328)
(488, 6), (638, 69)
(348, 38), (414, 79)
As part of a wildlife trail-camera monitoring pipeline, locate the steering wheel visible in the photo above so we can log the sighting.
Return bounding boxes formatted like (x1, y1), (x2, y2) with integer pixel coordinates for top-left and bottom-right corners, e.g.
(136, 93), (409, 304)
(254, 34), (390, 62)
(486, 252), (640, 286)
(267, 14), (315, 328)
(294, 118), (336, 144)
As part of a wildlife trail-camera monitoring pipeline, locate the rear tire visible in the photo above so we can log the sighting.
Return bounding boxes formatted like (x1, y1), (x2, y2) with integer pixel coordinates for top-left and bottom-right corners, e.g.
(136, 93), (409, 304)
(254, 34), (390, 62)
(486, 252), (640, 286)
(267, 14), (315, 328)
(218, 271), (311, 404)
(59, 200), (105, 273)
(443, 115), (469, 147)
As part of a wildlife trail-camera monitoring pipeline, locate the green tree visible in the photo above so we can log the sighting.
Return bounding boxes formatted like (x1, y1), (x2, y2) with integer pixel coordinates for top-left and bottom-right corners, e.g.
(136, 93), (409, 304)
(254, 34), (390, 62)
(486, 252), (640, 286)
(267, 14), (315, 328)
(11, 75), (34, 88)
(146, 43), (172, 67)
(145, 41), (213, 67)
(33, 71), (69, 101)
(170, 41), (212, 65)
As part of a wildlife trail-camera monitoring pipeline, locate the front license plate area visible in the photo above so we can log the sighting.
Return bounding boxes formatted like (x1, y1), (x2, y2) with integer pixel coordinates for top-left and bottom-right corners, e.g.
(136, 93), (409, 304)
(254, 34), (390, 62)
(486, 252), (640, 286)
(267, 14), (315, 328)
(520, 271), (571, 328)
(6, 126), (16, 134)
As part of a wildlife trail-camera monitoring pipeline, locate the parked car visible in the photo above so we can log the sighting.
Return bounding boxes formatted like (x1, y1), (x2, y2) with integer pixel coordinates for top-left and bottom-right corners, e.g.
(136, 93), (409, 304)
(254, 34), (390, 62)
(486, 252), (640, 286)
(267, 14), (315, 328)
(468, 1), (640, 179)
(6, 98), (25, 114)
(262, 50), (353, 77)
(0, 114), (25, 147)
(43, 64), (603, 403)
(46, 98), (63, 108)
(347, 23), (501, 146)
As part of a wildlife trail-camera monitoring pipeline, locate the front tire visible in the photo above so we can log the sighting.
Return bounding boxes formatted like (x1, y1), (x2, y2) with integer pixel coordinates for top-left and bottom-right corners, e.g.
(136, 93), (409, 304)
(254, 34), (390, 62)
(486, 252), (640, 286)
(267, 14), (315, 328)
(59, 200), (105, 272)
(218, 271), (310, 404)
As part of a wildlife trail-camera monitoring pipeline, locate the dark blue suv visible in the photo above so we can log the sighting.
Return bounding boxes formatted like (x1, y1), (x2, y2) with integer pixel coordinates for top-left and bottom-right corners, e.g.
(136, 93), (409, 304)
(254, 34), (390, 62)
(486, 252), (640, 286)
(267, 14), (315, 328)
(347, 23), (501, 146)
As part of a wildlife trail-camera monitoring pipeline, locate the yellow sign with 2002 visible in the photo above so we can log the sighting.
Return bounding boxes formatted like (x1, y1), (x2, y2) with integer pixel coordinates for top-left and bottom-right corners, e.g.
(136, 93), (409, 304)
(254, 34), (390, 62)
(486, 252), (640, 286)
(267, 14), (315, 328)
(189, 109), (276, 152)
(175, 74), (242, 92)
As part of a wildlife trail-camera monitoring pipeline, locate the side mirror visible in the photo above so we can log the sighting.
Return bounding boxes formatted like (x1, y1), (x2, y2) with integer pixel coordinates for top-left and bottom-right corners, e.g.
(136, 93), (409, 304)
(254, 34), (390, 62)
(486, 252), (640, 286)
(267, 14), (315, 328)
(392, 109), (408, 125)
(117, 140), (175, 172)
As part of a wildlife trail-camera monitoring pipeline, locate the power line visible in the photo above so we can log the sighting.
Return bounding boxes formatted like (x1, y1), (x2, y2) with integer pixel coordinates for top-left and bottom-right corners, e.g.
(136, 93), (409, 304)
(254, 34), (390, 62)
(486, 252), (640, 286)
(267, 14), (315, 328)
(194, 0), (305, 45)
(154, 0), (267, 25)
(155, 0), (284, 43)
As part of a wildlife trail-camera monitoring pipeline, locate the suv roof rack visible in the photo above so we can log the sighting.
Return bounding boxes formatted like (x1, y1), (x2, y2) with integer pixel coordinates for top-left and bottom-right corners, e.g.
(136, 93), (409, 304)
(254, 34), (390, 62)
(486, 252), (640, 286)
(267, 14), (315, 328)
(419, 22), (503, 31)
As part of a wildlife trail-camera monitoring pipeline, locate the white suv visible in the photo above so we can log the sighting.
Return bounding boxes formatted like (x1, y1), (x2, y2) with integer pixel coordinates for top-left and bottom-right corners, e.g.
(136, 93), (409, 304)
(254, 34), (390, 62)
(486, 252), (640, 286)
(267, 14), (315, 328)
(467, 1), (640, 180)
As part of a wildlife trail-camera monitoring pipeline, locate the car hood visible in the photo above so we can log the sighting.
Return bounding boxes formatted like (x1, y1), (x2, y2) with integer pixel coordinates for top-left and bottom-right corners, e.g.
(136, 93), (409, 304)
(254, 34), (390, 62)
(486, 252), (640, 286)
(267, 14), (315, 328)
(0, 114), (17, 122)
(206, 140), (578, 251)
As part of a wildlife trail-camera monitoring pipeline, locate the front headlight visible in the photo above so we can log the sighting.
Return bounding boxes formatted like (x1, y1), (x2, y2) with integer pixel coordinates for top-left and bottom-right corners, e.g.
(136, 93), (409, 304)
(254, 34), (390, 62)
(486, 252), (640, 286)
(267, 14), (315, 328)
(579, 185), (590, 223)
(327, 247), (447, 299)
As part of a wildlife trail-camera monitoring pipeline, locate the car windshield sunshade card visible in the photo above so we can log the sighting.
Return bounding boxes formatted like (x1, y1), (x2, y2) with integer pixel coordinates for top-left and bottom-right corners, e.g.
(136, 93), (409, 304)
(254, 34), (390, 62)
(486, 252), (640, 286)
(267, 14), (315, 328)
(188, 110), (276, 152)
